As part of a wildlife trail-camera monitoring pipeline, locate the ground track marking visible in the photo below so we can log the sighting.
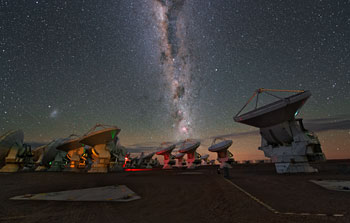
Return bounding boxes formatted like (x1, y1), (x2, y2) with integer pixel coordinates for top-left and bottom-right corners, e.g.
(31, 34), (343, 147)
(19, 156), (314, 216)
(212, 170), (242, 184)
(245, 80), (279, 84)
(0, 215), (27, 220)
(223, 178), (345, 217)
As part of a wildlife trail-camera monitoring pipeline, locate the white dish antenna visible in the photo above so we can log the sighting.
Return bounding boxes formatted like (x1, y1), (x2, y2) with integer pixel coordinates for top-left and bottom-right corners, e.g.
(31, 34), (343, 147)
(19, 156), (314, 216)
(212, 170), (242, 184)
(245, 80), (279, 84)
(178, 141), (200, 153)
(201, 154), (209, 160)
(208, 139), (234, 168)
(178, 140), (201, 169)
(234, 89), (311, 128)
(234, 89), (326, 173)
(0, 130), (24, 162)
(175, 153), (185, 159)
(208, 140), (233, 152)
(156, 143), (176, 155)
(156, 142), (176, 169)
(80, 124), (120, 147)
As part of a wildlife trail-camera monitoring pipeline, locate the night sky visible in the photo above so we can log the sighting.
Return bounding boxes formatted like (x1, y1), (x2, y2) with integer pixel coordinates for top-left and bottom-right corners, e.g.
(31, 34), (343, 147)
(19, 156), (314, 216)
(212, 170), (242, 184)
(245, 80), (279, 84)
(1, 0), (349, 160)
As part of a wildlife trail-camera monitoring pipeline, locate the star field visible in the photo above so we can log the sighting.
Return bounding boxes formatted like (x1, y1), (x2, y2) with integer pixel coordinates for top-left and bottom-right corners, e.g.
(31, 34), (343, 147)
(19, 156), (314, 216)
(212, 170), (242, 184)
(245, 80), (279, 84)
(1, 0), (349, 160)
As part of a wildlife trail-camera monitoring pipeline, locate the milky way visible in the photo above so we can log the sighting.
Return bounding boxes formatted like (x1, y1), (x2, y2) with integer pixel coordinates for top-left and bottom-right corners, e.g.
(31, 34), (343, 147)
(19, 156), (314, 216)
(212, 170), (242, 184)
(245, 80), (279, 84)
(152, 0), (195, 140)
(1, 0), (349, 160)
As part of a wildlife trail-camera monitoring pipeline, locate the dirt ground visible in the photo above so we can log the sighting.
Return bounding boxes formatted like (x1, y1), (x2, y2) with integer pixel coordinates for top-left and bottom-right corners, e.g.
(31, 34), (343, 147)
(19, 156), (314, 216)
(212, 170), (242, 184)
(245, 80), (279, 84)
(0, 160), (349, 223)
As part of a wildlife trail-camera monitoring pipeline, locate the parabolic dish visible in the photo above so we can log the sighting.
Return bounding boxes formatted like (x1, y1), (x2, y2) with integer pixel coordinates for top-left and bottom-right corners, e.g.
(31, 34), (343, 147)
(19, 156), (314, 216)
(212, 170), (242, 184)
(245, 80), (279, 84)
(208, 140), (233, 152)
(175, 153), (185, 158)
(0, 130), (24, 148)
(234, 91), (311, 128)
(143, 152), (156, 159)
(0, 130), (24, 161)
(156, 144), (176, 155)
(179, 141), (200, 153)
(32, 144), (47, 153)
(56, 137), (83, 152)
(201, 154), (209, 159)
(79, 127), (120, 146)
(32, 144), (47, 162)
(42, 138), (68, 166)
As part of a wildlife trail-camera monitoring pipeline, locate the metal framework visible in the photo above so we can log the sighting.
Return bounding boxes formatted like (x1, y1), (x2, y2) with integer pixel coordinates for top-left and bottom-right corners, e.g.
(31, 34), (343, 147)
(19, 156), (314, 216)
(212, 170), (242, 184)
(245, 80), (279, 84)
(234, 88), (305, 118)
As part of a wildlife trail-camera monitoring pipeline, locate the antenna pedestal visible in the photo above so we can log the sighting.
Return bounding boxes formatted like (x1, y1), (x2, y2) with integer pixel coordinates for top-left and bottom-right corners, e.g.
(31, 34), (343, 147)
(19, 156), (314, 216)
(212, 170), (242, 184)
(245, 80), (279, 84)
(137, 152), (156, 169)
(140, 160), (154, 169)
(0, 131), (34, 173)
(156, 144), (176, 169)
(217, 151), (235, 169)
(185, 152), (201, 169)
(147, 158), (159, 168)
(88, 144), (111, 173)
(275, 162), (317, 174)
(208, 140), (234, 169)
(145, 163), (152, 169)
(179, 141), (201, 169)
(108, 142), (127, 171)
(65, 148), (85, 172)
(0, 145), (20, 172)
(48, 151), (67, 172)
(35, 152), (46, 171)
(175, 157), (185, 168)
(163, 158), (175, 169)
(141, 158), (154, 169)
(174, 153), (186, 168)
(201, 157), (209, 165)
(162, 153), (175, 169)
(258, 120), (326, 174)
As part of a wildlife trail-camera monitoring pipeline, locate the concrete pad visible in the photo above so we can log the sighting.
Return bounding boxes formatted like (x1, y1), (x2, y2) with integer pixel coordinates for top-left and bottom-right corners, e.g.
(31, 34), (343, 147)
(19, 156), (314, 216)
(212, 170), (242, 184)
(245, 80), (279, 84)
(310, 180), (350, 192)
(10, 185), (140, 202)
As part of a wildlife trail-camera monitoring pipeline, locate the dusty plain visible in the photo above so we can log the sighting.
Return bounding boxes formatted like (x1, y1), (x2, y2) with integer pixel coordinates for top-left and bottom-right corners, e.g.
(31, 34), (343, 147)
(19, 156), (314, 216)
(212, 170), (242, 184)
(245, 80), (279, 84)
(0, 160), (350, 223)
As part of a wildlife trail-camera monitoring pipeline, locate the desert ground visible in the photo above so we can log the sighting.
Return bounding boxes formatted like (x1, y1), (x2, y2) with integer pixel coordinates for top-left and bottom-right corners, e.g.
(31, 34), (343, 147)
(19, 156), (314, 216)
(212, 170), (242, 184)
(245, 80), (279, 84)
(1, 160), (350, 223)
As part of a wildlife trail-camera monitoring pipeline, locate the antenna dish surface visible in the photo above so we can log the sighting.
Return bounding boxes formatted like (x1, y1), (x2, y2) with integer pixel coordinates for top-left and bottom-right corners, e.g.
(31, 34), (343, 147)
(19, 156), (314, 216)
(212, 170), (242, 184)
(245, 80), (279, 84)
(143, 152), (156, 159)
(234, 91), (311, 128)
(156, 144), (176, 155)
(56, 137), (82, 152)
(201, 154), (209, 159)
(0, 130), (24, 147)
(175, 153), (185, 158)
(42, 138), (68, 165)
(0, 130), (24, 160)
(208, 140), (233, 152)
(179, 141), (200, 153)
(79, 127), (120, 146)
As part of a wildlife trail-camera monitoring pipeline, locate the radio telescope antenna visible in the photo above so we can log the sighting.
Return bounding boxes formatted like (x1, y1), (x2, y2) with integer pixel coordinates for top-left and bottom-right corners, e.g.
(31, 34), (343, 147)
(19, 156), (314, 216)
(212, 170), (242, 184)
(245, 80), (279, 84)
(234, 89), (326, 173)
